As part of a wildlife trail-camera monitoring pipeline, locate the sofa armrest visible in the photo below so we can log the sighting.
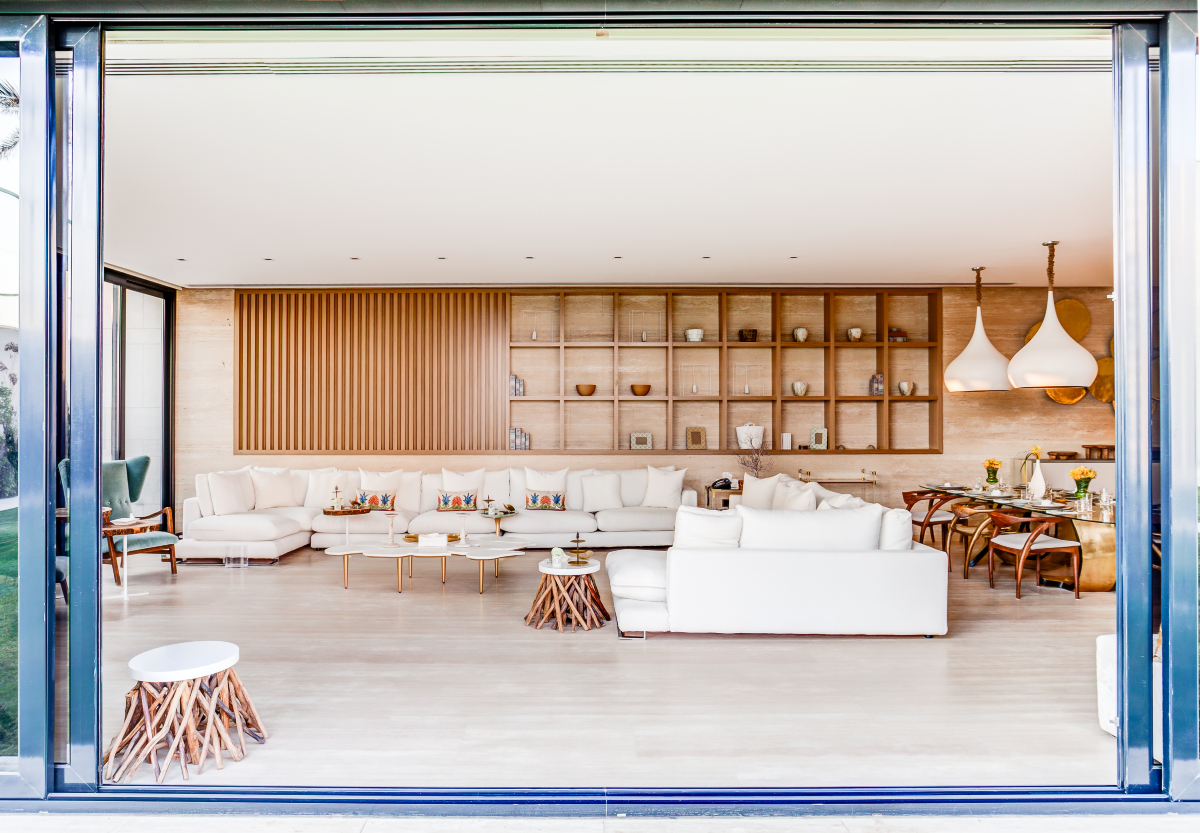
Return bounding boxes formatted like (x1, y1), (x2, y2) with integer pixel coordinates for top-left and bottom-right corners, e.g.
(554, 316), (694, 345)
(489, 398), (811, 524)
(182, 497), (202, 539)
(682, 487), (698, 508)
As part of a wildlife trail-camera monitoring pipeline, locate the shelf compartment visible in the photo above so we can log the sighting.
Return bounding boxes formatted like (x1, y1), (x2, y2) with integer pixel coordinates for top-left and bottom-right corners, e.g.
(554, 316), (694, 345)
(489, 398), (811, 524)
(727, 347), (774, 397)
(834, 401), (879, 451)
(888, 346), (933, 397)
(833, 294), (879, 343)
(781, 294), (826, 343)
(617, 346), (667, 399)
(727, 400), (773, 449)
(726, 294), (773, 342)
(781, 401), (828, 450)
(890, 399), (935, 450)
(565, 346), (614, 397)
(564, 294), (614, 343)
(834, 347), (883, 398)
(565, 400), (614, 450)
(619, 400), (667, 450)
(511, 295), (560, 343)
(886, 293), (933, 343)
(618, 293), (667, 343)
(673, 347), (719, 397)
(672, 400), (719, 450)
(511, 400), (560, 450)
(672, 294), (720, 343)
(510, 347), (561, 396)
(781, 346), (826, 397)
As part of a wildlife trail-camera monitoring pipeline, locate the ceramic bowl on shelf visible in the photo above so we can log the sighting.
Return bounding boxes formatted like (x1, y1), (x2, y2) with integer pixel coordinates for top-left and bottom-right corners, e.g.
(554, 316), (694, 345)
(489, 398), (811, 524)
(630, 384), (652, 396)
(576, 384), (596, 396)
(684, 328), (704, 341)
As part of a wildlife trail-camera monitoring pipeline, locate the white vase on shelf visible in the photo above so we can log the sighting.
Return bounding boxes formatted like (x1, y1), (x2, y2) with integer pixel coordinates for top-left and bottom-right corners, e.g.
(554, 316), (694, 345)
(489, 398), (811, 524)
(1028, 459), (1046, 501)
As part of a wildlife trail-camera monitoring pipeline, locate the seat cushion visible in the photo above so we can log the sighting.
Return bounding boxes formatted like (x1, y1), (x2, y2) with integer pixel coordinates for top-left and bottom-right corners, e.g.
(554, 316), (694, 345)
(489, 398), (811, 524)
(991, 532), (1080, 551)
(605, 549), (667, 602)
(408, 510), (501, 535)
(250, 506), (323, 532)
(310, 510), (412, 535)
(911, 508), (954, 525)
(595, 506), (677, 532)
(499, 509), (598, 534)
(110, 531), (180, 552)
(186, 513), (303, 542)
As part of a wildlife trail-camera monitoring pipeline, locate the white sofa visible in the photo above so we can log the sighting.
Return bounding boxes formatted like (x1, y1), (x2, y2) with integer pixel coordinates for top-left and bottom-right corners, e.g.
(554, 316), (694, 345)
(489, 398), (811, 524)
(604, 501), (950, 637)
(179, 465), (698, 559)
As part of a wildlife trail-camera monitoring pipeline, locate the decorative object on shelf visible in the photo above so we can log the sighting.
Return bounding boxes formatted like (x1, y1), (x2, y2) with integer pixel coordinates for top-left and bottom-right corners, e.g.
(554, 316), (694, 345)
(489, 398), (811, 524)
(836, 444), (846, 450)
(944, 266), (1013, 392)
(550, 547), (567, 569)
(731, 363), (768, 396)
(1083, 444), (1115, 460)
(575, 384), (596, 396)
(626, 310), (663, 342)
(809, 427), (828, 450)
(1069, 465), (1097, 498)
(679, 363), (713, 396)
(630, 384), (651, 396)
(531, 330), (537, 340)
(869, 373), (884, 396)
(509, 375), (526, 396)
(1008, 241), (1099, 388)
(735, 433), (774, 478)
(685, 426), (707, 450)
(984, 458), (1002, 485)
(437, 490), (478, 512)
(1020, 444), (1042, 482)
(847, 327), (863, 342)
(781, 432), (793, 450)
(1027, 457), (1047, 501)
(887, 326), (908, 343)
(684, 328), (704, 342)
(1046, 451), (1078, 460)
(525, 489), (566, 511)
(792, 381), (808, 396)
(630, 432), (653, 450)
(642, 330), (647, 342)
(509, 428), (530, 450)
(735, 422), (765, 450)
(866, 444), (876, 450)
(738, 328), (758, 342)
(898, 381), (916, 396)
(792, 327), (808, 343)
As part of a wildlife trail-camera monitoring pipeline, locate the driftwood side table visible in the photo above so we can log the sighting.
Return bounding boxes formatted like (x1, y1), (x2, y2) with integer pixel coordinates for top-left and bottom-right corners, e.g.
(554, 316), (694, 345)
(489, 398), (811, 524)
(525, 558), (610, 632)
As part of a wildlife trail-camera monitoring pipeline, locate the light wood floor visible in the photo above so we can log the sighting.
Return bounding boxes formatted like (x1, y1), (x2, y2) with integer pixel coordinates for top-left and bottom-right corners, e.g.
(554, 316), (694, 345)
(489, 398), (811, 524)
(100, 546), (1117, 788)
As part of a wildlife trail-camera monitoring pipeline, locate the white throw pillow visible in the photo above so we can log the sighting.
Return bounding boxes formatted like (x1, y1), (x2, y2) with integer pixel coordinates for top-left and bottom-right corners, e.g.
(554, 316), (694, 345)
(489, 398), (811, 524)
(360, 468), (404, 492)
(789, 480), (844, 504)
(209, 469), (254, 516)
(249, 467), (296, 510)
(782, 487), (817, 511)
(304, 468), (346, 508)
(817, 494), (870, 511)
(741, 473), (781, 510)
(617, 465), (675, 506)
(443, 468), (486, 491)
(879, 506), (914, 550)
(673, 505), (742, 548)
(736, 503), (884, 550)
(581, 472), (623, 513)
(641, 466), (687, 509)
(525, 466), (569, 493)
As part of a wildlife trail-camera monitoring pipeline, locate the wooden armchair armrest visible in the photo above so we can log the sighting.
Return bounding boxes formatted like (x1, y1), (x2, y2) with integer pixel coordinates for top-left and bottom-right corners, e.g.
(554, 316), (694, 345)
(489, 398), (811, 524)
(135, 507), (174, 535)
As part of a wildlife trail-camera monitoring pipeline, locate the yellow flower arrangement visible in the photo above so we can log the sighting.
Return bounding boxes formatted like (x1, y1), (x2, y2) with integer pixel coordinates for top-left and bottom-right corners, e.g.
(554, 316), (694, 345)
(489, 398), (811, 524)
(1030, 445), (1042, 456)
(984, 458), (1002, 469)
(1069, 466), (1098, 480)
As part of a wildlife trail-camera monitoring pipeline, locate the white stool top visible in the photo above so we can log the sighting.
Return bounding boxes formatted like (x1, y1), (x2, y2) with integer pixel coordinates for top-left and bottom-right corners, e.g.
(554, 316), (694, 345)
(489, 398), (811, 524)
(128, 641), (239, 682)
(539, 558), (600, 576)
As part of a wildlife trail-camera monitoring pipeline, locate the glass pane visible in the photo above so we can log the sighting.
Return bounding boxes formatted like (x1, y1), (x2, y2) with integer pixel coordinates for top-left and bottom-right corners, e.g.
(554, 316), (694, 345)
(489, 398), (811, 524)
(0, 51), (18, 765)
(123, 290), (164, 514)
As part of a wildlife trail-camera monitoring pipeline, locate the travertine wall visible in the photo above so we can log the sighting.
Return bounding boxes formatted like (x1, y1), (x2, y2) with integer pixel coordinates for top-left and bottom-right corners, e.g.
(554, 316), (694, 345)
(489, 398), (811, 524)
(174, 286), (1115, 513)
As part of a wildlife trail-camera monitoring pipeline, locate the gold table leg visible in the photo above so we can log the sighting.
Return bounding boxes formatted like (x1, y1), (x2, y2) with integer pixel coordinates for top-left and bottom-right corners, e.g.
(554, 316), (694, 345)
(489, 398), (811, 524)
(1038, 521), (1116, 592)
(478, 560), (485, 594)
(396, 558), (403, 593)
(342, 555), (349, 589)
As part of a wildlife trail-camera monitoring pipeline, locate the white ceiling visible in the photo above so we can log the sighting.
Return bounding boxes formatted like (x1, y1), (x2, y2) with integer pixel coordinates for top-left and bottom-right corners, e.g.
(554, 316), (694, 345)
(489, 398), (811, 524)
(102, 29), (1115, 289)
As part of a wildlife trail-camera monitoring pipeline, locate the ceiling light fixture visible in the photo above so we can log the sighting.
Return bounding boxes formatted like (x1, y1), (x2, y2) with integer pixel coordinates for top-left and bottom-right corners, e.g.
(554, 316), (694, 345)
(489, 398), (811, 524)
(702, 256), (711, 260)
(177, 258), (186, 261)
(613, 256), (622, 259)
(943, 266), (1012, 392)
(1007, 241), (1098, 389)
(525, 256), (534, 260)
(350, 257), (359, 261)
(438, 257), (446, 260)
(263, 258), (273, 261)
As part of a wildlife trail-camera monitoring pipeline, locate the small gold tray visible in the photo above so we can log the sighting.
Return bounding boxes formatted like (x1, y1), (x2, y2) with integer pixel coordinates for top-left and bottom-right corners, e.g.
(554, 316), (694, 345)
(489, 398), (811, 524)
(403, 533), (461, 543)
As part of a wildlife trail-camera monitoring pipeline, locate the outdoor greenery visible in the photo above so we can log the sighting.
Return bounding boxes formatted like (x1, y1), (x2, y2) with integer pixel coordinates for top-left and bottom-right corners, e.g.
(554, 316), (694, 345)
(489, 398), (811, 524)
(0, 507), (17, 756)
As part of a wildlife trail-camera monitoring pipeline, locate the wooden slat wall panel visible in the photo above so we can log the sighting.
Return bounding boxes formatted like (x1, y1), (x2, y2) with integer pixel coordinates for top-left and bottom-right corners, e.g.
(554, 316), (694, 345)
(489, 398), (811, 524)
(236, 290), (508, 452)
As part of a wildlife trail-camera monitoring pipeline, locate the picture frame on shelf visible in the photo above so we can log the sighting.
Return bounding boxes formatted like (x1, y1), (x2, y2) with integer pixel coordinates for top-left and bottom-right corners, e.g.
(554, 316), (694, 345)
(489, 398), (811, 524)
(630, 432), (653, 450)
(685, 427), (707, 450)
(810, 427), (829, 450)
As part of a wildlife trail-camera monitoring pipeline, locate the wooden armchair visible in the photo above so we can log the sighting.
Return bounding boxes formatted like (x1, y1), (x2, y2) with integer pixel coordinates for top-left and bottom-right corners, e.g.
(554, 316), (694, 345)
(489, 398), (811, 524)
(948, 502), (996, 578)
(902, 490), (960, 559)
(102, 458), (179, 585)
(987, 510), (1081, 599)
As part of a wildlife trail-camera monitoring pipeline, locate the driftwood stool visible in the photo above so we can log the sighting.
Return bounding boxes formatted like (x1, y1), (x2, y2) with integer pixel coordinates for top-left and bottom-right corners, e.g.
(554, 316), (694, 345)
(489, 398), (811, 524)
(525, 558), (610, 632)
(103, 641), (267, 783)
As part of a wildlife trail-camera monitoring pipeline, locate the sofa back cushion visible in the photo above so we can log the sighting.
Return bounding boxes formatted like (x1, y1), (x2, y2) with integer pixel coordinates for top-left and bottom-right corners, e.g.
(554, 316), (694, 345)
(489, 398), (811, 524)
(673, 505), (742, 549)
(208, 469), (255, 516)
(581, 472), (623, 513)
(641, 466), (687, 509)
(781, 487), (817, 511)
(195, 473), (214, 517)
(249, 467), (297, 509)
(421, 470), (509, 513)
(879, 507), (914, 550)
(361, 468), (405, 492)
(302, 467), (339, 508)
(735, 503), (884, 550)
(601, 465), (676, 507)
(740, 473), (781, 510)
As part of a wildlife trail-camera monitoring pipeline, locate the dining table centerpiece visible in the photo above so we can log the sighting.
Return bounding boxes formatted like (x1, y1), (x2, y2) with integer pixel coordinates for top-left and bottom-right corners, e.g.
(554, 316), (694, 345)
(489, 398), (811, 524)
(1069, 465), (1098, 498)
(983, 458), (1002, 485)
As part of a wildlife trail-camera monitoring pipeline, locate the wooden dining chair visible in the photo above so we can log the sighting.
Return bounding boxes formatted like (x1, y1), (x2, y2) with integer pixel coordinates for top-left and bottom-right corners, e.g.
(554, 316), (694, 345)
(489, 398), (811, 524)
(987, 510), (1081, 599)
(902, 490), (959, 559)
(947, 502), (995, 578)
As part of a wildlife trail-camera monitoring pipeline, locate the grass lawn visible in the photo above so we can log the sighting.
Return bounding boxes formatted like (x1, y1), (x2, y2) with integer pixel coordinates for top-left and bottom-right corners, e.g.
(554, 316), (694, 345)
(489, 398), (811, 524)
(0, 507), (17, 756)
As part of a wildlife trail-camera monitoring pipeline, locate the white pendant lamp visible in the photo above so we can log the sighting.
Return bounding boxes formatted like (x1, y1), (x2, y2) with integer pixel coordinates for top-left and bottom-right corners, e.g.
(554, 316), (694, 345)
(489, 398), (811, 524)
(944, 267), (1013, 392)
(1007, 241), (1099, 389)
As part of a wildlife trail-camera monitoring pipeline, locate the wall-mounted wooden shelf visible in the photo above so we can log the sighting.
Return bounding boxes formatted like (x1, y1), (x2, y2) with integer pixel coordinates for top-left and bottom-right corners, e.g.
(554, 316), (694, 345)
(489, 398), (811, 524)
(507, 288), (943, 454)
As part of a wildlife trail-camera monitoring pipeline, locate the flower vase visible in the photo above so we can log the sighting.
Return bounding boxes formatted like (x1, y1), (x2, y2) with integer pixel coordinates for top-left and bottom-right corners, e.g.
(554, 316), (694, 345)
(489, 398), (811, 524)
(985, 467), (999, 485)
(1072, 477), (1093, 499)
(1028, 459), (1046, 502)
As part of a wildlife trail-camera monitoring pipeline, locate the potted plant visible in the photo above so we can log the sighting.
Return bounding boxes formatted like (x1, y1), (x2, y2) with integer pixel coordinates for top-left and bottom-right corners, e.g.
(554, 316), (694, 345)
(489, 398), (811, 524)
(1069, 466), (1098, 498)
(984, 458), (1002, 485)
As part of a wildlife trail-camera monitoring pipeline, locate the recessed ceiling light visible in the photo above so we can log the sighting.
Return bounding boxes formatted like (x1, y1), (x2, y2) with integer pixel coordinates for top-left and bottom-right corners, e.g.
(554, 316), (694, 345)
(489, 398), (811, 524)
(790, 256), (798, 259)
(702, 256), (711, 259)
(438, 257), (446, 260)
(177, 258), (186, 261)
(350, 257), (359, 261)
(525, 256), (534, 260)
(613, 256), (622, 259)
(263, 258), (273, 261)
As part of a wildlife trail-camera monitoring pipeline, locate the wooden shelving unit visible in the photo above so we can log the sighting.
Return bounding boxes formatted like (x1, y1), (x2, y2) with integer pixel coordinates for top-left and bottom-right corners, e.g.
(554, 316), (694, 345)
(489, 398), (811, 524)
(507, 289), (942, 455)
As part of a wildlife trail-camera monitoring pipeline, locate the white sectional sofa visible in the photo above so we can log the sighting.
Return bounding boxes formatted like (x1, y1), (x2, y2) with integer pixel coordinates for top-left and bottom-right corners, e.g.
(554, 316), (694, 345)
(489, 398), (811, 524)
(179, 465), (698, 559)
(604, 496), (950, 638)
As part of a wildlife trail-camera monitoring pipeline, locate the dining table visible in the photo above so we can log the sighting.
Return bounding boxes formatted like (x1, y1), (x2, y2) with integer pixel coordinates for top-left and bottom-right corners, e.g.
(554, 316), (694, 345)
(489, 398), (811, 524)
(922, 483), (1116, 593)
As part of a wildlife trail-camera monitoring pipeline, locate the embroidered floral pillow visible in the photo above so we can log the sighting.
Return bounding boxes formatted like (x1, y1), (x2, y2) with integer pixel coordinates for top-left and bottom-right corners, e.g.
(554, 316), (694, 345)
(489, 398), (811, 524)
(355, 491), (395, 511)
(436, 489), (478, 512)
(525, 488), (566, 511)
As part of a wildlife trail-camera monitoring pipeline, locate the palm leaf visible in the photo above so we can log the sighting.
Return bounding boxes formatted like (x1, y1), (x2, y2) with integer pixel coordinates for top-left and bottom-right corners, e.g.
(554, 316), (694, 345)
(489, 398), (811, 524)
(0, 80), (17, 112)
(0, 130), (17, 162)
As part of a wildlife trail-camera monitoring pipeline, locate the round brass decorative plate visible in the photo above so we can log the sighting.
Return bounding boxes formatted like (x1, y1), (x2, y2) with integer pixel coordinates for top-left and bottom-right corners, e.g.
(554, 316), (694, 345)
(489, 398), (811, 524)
(1025, 298), (1092, 344)
(1089, 356), (1115, 404)
(1047, 387), (1087, 405)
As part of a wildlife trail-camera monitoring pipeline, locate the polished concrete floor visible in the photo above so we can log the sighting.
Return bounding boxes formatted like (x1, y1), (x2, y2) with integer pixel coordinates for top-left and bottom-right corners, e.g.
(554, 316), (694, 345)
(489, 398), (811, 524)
(99, 546), (1118, 788)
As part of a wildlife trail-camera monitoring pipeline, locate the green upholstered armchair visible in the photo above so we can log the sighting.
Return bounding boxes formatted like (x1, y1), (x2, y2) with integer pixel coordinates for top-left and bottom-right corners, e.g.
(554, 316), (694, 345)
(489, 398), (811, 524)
(101, 456), (179, 585)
